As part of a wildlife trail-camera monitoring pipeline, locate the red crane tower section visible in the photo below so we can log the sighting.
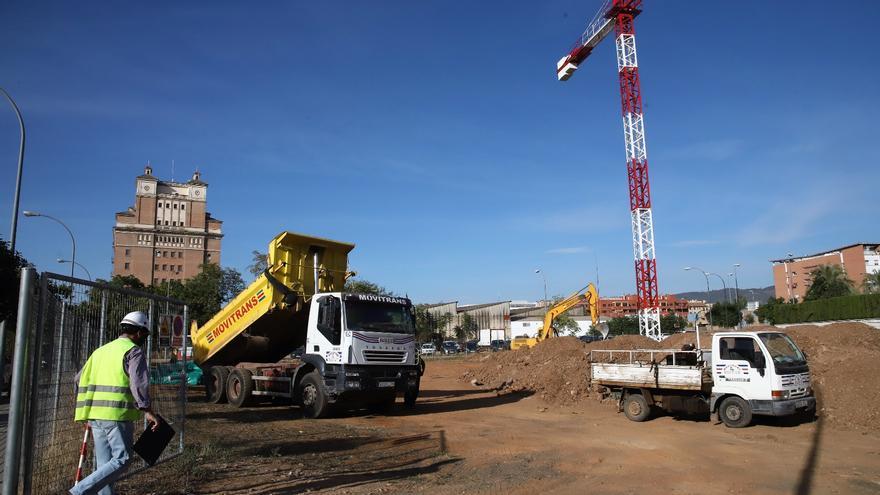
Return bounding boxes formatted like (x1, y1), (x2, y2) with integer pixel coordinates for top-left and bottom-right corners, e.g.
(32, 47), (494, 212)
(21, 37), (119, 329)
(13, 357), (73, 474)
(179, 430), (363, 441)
(556, 0), (661, 340)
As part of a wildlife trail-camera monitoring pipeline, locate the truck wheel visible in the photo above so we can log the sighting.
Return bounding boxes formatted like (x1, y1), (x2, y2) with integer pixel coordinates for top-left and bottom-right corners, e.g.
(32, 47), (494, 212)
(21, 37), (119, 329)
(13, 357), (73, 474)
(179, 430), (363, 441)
(206, 366), (229, 404)
(404, 387), (419, 409)
(623, 393), (651, 422)
(226, 368), (254, 408)
(719, 396), (752, 428)
(300, 371), (329, 419)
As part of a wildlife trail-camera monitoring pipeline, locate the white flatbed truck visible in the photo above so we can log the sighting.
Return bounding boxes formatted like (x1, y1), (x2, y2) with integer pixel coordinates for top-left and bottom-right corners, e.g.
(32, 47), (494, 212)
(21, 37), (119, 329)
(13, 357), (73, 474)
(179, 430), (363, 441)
(590, 331), (816, 427)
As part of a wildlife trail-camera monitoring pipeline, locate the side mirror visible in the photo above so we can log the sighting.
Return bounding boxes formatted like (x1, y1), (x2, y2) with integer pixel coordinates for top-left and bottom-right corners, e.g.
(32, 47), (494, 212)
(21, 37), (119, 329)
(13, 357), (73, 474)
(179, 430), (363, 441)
(753, 353), (766, 375)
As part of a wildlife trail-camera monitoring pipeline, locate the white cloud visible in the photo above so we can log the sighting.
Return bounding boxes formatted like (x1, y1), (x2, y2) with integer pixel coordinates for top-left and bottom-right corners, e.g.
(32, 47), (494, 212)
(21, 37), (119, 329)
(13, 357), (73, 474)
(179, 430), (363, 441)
(511, 206), (623, 234)
(737, 199), (834, 247)
(669, 239), (721, 247)
(661, 139), (744, 162)
(546, 246), (589, 254)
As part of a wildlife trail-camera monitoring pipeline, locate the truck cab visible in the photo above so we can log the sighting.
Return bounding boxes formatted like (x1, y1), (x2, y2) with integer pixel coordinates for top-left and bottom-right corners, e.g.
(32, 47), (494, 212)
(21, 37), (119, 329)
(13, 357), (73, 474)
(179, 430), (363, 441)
(710, 331), (815, 427)
(292, 292), (420, 416)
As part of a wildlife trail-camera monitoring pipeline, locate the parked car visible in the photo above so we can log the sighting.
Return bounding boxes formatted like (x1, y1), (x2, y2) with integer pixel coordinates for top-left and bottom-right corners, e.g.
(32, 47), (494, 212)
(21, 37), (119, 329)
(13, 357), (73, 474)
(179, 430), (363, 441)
(578, 335), (597, 344)
(465, 340), (479, 353)
(442, 341), (459, 355)
(420, 343), (437, 356)
(490, 339), (508, 352)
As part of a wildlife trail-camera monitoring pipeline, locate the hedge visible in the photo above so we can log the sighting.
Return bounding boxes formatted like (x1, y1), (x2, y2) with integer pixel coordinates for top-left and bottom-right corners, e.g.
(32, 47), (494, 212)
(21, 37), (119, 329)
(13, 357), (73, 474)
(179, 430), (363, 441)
(764, 293), (880, 324)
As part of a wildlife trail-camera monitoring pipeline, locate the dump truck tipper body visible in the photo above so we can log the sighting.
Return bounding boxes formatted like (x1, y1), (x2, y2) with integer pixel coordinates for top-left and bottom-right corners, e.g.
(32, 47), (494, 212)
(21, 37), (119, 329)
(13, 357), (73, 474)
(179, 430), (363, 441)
(191, 231), (420, 417)
(590, 331), (815, 428)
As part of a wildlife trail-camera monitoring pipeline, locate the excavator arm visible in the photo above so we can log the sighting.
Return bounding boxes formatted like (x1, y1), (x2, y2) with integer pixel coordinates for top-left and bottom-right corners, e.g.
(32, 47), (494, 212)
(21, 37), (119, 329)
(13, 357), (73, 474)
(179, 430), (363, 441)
(536, 283), (600, 341)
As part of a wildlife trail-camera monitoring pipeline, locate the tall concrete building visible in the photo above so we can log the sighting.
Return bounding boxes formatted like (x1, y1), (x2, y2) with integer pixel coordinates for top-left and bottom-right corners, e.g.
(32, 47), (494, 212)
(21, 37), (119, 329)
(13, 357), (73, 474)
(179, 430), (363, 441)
(112, 166), (223, 285)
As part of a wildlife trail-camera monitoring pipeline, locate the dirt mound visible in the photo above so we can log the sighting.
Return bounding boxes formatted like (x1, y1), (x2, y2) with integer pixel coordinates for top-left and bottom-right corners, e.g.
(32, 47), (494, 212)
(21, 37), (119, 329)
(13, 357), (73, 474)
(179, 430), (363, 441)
(778, 323), (880, 431)
(459, 337), (592, 406)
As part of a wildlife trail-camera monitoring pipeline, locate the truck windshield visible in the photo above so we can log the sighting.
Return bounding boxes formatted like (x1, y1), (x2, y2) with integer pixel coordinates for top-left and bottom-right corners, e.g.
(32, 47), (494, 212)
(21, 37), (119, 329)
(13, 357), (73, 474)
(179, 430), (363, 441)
(345, 302), (415, 334)
(759, 333), (806, 366)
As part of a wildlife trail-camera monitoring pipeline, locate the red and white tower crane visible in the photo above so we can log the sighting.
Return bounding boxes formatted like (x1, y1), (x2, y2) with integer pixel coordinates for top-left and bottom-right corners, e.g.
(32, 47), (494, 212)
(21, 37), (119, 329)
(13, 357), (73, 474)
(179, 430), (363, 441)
(556, 0), (661, 340)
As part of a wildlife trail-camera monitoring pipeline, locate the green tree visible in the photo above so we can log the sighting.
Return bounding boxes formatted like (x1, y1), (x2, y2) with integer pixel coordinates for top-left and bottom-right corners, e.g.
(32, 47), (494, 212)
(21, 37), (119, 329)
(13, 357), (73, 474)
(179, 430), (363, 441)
(546, 295), (581, 336)
(862, 272), (880, 294)
(343, 279), (395, 296)
(660, 313), (687, 333)
(607, 316), (640, 335)
(0, 239), (32, 335)
(413, 306), (452, 343)
(457, 313), (479, 341)
(743, 313), (755, 325)
(247, 250), (267, 278)
(755, 297), (785, 324)
(804, 265), (854, 301)
(709, 301), (744, 328)
(181, 264), (245, 325)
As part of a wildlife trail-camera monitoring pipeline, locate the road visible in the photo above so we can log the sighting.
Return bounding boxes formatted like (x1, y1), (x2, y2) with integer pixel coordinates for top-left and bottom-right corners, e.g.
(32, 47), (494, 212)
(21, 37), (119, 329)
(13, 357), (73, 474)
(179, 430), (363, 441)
(119, 357), (880, 494)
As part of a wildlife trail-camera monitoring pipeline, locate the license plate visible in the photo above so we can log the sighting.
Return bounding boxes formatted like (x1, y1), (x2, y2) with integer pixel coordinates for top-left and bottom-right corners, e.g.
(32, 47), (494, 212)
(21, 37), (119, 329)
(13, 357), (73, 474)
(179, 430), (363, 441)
(795, 399), (808, 408)
(378, 381), (395, 388)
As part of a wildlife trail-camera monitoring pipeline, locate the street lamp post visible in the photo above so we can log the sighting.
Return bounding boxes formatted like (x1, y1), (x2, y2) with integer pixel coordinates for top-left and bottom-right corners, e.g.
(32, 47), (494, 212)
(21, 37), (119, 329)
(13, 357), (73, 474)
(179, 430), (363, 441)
(57, 258), (91, 281)
(732, 263), (741, 304)
(534, 269), (548, 307)
(707, 272), (728, 303)
(23, 211), (76, 279)
(1, 87), (26, 253)
(684, 267), (713, 327)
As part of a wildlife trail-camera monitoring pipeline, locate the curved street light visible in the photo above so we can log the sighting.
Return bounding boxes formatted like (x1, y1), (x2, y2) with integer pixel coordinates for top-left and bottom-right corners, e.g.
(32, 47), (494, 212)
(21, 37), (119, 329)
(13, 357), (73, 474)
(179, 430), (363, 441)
(534, 269), (548, 307)
(684, 266), (713, 327)
(707, 272), (729, 303)
(23, 211), (76, 279)
(57, 258), (91, 281)
(1, 87), (26, 253)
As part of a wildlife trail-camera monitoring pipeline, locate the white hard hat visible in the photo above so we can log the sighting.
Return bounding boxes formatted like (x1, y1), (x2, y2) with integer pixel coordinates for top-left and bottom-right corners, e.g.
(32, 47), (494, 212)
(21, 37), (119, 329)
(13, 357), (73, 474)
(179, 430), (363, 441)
(120, 311), (150, 331)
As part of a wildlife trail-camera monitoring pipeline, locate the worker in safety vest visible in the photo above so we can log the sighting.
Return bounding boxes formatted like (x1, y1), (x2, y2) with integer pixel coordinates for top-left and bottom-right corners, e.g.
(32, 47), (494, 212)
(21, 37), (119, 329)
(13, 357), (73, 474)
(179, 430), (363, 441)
(70, 311), (159, 495)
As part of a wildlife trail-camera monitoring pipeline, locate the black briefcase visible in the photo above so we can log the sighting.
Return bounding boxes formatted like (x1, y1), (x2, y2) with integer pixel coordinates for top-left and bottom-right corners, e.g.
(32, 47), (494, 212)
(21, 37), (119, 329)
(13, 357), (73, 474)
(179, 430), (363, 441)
(132, 415), (176, 466)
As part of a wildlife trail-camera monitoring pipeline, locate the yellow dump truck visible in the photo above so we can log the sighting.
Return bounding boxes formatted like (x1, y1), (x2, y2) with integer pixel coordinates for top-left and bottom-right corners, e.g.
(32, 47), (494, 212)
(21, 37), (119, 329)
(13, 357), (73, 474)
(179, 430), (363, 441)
(191, 231), (420, 418)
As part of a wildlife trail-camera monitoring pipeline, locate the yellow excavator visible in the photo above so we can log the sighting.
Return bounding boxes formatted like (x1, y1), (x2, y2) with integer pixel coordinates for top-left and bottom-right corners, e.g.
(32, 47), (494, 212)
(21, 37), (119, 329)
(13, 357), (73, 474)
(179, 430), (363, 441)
(510, 283), (600, 350)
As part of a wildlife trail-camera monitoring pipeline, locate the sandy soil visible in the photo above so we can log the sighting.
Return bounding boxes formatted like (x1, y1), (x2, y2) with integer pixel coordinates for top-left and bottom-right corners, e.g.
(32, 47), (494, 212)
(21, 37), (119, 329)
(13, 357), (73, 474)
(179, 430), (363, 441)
(119, 356), (880, 495)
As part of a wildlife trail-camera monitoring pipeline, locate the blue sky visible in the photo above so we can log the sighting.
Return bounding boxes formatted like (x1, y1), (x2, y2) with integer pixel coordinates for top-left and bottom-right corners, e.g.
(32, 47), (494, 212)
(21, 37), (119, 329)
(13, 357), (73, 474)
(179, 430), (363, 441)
(1, 1), (878, 304)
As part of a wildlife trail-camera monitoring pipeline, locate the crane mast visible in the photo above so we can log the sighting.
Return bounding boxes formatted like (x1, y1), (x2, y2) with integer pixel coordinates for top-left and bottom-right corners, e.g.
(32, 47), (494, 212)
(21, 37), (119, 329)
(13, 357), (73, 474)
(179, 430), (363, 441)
(557, 0), (661, 341)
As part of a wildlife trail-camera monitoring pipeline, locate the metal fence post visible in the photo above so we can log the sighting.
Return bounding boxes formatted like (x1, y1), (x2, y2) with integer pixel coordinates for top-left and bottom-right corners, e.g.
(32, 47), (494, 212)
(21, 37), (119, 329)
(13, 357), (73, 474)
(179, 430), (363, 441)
(145, 299), (154, 432)
(2, 267), (36, 495)
(0, 320), (7, 397)
(179, 305), (188, 454)
(98, 290), (107, 346)
(21, 274), (48, 495)
(50, 301), (67, 431)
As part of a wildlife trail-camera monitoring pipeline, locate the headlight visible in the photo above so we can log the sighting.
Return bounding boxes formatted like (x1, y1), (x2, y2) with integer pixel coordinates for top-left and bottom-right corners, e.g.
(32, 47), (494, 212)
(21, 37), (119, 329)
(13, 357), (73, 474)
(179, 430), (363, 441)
(771, 390), (790, 400)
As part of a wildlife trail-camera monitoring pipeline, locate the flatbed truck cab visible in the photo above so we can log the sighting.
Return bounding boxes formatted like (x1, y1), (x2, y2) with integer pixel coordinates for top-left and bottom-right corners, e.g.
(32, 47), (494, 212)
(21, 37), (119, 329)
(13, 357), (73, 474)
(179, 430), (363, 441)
(708, 331), (815, 427)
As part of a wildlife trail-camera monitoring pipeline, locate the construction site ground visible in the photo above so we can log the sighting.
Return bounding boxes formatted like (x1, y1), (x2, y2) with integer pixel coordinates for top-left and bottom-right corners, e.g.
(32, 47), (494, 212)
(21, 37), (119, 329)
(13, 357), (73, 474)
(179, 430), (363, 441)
(120, 350), (880, 493)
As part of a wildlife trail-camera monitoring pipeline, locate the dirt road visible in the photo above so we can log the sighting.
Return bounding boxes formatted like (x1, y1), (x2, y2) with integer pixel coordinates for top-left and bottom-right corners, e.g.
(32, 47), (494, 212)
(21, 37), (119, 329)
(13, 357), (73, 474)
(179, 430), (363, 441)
(121, 357), (880, 494)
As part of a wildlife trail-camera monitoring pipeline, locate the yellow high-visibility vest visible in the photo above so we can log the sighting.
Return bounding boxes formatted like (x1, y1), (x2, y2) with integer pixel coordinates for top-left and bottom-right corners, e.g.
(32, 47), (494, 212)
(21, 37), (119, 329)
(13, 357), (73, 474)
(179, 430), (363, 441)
(75, 338), (141, 421)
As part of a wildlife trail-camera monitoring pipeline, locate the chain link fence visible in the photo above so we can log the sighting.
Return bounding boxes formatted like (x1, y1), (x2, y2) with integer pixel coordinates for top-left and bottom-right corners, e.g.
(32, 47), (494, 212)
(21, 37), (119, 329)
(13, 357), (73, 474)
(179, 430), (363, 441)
(3, 271), (189, 494)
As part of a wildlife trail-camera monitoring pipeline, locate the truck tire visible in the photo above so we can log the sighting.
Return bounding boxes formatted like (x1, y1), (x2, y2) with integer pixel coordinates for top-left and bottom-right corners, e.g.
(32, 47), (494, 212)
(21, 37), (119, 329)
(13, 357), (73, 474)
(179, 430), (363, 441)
(404, 387), (419, 409)
(226, 368), (254, 408)
(719, 396), (752, 428)
(300, 371), (330, 419)
(623, 393), (651, 422)
(206, 366), (229, 404)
